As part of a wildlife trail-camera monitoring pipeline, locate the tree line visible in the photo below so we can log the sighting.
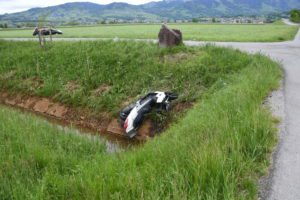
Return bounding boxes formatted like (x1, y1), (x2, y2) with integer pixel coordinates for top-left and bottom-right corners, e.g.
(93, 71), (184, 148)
(0, 23), (8, 28)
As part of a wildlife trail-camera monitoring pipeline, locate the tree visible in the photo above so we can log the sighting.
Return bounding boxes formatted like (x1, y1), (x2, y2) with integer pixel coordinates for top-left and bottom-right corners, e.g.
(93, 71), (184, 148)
(25, 22), (35, 27)
(212, 18), (216, 23)
(3, 23), (8, 28)
(192, 18), (199, 23)
(290, 9), (300, 23)
(0, 24), (3, 28)
(97, 20), (106, 24)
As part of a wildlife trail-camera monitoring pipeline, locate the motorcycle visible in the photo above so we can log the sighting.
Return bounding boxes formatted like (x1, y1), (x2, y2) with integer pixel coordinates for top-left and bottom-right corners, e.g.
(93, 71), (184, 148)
(120, 91), (178, 138)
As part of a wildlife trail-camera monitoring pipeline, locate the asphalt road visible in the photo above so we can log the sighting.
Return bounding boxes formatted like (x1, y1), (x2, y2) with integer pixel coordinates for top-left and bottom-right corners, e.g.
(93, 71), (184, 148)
(1, 25), (300, 200)
(185, 27), (300, 200)
(282, 18), (300, 26)
(203, 29), (300, 200)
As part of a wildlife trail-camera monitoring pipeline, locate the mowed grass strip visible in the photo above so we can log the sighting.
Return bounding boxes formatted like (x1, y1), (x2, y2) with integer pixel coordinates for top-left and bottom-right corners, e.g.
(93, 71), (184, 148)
(0, 40), (253, 115)
(0, 23), (298, 42)
(0, 51), (281, 199)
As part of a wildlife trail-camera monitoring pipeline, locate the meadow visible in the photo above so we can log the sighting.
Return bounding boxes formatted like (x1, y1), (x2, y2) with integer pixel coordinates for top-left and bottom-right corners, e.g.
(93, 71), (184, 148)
(0, 40), (254, 115)
(0, 23), (298, 42)
(0, 40), (282, 199)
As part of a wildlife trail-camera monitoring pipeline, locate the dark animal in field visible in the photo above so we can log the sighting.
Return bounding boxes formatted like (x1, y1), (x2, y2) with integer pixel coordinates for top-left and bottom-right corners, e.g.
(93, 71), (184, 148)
(158, 24), (182, 47)
(33, 28), (63, 36)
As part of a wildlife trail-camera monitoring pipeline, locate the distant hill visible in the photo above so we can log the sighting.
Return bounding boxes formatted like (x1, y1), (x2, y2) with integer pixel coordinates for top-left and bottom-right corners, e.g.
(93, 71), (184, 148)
(0, 2), (159, 25)
(1, 0), (300, 25)
(142, 0), (300, 18)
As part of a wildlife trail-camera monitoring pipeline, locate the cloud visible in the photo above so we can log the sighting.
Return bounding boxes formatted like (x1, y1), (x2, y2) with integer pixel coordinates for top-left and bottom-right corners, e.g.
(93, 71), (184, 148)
(0, 0), (159, 14)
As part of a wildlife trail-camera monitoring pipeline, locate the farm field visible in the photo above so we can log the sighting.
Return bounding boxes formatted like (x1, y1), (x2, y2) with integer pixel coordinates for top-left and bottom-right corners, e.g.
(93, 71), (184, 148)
(0, 40), (282, 199)
(0, 23), (298, 42)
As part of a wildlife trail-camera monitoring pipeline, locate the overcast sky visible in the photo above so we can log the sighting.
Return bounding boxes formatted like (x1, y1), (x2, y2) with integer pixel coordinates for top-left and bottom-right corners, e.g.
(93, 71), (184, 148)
(0, 0), (160, 14)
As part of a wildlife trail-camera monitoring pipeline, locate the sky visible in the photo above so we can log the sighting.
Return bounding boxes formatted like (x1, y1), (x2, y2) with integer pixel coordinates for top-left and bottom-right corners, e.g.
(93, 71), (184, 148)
(0, 0), (160, 14)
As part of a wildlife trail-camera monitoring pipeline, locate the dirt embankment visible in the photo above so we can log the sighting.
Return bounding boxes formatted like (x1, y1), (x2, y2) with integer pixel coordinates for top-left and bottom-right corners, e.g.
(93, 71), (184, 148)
(0, 91), (194, 142)
(0, 91), (155, 141)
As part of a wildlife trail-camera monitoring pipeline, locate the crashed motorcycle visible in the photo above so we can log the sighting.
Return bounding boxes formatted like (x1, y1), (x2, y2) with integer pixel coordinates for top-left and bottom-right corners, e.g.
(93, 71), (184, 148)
(120, 91), (178, 138)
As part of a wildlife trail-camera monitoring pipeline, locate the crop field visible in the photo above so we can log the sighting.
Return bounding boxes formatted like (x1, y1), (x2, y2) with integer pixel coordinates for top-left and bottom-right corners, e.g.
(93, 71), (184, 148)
(0, 23), (298, 42)
(0, 40), (282, 199)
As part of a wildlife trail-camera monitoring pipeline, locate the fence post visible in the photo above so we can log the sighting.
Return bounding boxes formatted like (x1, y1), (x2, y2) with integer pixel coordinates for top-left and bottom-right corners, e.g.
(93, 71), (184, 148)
(50, 27), (52, 42)
(38, 30), (43, 47)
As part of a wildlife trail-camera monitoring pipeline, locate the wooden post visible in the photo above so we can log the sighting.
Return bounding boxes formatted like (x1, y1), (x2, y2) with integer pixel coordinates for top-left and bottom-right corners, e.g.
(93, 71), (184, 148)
(43, 36), (46, 46)
(49, 27), (52, 42)
(38, 30), (43, 47)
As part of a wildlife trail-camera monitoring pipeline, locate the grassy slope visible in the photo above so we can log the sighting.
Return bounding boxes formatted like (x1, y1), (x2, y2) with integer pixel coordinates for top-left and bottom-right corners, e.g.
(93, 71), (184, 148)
(0, 40), (253, 115)
(0, 24), (298, 42)
(0, 43), (281, 199)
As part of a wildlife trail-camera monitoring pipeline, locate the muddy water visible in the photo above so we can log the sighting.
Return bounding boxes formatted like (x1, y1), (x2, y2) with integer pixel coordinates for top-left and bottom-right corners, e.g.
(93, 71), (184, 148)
(55, 123), (130, 153)
(2, 102), (142, 152)
(0, 92), (190, 150)
(0, 92), (155, 139)
(43, 112), (143, 151)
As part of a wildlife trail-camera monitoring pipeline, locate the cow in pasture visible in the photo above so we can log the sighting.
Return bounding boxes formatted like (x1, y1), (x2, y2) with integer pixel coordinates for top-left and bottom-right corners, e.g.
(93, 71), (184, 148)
(33, 28), (63, 36)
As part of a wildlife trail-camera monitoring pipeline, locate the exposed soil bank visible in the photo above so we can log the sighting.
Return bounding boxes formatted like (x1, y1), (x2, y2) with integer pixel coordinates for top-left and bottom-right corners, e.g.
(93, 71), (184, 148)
(0, 91), (192, 144)
(0, 91), (155, 142)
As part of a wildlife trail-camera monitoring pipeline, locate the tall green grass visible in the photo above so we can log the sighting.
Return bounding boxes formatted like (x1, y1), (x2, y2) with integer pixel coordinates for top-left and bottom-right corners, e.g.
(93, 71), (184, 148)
(0, 109), (108, 199)
(0, 45), (281, 199)
(0, 24), (298, 42)
(0, 40), (253, 115)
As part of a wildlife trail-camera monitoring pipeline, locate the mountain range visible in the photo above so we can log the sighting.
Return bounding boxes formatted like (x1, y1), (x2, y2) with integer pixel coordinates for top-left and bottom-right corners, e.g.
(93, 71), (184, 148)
(1, 0), (300, 25)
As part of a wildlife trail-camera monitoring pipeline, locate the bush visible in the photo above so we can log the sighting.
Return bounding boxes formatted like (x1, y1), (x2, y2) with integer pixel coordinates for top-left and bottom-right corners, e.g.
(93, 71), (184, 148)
(290, 9), (300, 23)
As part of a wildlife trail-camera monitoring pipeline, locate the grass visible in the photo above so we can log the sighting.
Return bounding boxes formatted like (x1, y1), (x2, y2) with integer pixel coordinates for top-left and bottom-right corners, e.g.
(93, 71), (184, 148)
(0, 40), (254, 116)
(0, 44), (282, 199)
(272, 20), (286, 25)
(0, 23), (298, 42)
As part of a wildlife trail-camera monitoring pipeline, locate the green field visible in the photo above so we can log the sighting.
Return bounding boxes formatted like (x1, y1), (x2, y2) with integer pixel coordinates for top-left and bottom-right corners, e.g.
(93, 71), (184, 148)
(0, 40), (282, 199)
(0, 24), (298, 42)
(0, 40), (255, 115)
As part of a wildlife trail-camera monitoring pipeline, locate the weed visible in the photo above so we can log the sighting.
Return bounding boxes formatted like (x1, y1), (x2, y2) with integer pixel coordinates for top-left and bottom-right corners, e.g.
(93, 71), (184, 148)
(0, 41), (281, 199)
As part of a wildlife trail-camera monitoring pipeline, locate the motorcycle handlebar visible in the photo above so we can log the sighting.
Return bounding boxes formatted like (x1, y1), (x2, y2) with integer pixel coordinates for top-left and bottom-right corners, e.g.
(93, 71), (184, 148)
(166, 92), (178, 101)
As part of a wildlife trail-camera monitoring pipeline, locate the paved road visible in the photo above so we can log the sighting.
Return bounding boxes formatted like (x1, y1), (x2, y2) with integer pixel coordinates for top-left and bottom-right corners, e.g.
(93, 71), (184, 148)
(1, 27), (300, 200)
(282, 18), (300, 26)
(208, 30), (300, 200)
(186, 29), (300, 200)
